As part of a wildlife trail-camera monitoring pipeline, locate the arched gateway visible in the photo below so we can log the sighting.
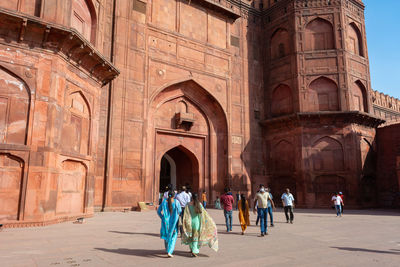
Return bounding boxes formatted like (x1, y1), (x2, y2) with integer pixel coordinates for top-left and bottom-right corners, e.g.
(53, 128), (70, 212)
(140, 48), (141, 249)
(145, 80), (228, 204)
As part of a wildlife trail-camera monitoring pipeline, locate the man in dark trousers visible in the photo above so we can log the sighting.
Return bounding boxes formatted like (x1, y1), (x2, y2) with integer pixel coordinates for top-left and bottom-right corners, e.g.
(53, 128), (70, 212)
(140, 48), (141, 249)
(281, 188), (295, 224)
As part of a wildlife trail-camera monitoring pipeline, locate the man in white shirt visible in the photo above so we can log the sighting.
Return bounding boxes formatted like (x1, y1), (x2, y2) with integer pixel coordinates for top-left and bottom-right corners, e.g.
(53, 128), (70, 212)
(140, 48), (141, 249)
(253, 185), (272, 236)
(281, 188), (295, 224)
(175, 186), (191, 212)
(175, 186), (191, 236)
(331, 192), (344, 217)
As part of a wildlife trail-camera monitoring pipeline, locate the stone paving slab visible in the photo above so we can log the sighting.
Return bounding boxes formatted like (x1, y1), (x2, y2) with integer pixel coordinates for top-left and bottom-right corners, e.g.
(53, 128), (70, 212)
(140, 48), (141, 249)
(0, 209), (399, 267)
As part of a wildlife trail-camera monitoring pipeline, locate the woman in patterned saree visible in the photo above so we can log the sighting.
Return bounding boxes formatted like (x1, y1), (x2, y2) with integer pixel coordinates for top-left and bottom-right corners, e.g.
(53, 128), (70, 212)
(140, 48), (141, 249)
(182, 193), (218, 257)
(157, 190), (182, 258)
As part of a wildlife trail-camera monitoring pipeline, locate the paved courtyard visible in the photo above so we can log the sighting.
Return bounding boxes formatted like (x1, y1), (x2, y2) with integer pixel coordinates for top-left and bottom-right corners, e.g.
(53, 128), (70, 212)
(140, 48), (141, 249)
(0, 208), (399, 267)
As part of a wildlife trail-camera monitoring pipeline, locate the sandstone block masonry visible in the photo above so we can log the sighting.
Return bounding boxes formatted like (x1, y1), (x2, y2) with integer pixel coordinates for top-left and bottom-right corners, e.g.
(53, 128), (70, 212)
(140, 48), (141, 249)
(0, 0), (399, 227)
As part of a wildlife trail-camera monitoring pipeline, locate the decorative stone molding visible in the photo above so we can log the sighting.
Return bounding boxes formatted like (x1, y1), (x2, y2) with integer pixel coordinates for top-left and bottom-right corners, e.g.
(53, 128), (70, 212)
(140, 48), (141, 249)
(0, 8), (119, 86)
(187, 0), (241, 19)
(260, 111), (385, 129)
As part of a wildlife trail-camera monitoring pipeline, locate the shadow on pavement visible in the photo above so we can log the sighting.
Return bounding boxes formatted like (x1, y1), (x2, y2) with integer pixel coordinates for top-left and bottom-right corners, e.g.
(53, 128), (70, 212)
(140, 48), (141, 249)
(217, 231), (243, 235)
(293, 209), (400, 216)
(95, 248), (208, 258)
(109, 231), (159, 237)
(215, 223), (240, 227)
(331, 247), (400, 255)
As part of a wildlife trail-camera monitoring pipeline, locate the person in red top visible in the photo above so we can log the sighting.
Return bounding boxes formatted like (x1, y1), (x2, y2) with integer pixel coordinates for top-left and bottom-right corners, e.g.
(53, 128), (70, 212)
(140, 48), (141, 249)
(220, 187), (234, 232)
(339, 192), (344, 214)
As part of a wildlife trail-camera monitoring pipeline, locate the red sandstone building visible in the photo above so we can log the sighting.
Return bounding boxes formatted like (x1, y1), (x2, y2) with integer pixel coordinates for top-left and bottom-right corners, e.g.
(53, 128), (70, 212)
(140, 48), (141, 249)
(0, 0), (399, 227)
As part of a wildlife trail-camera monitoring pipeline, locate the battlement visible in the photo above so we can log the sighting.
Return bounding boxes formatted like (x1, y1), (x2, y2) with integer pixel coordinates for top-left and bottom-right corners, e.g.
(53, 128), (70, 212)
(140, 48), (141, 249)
(372, 90), (400, 113)
(372, 90), (400, 126)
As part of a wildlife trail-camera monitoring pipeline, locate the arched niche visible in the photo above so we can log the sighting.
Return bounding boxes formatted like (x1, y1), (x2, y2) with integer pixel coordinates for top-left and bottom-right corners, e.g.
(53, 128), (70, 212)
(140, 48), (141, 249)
(0, 66), (30, 145)
(272, 140), (295, 171)
(348, 23), (364, 57)
(305, 18), (334, 51)
(56, 160), (87, 215)
(314, 175), (346, 206)
(147, 79), (228, 202)
(71, 0), (97, 43)
(312, 137), (344, 171)
(270, 175), (297, 206)
(0, 153), (24, 221)
(270, 28), (290, 59)
(351, 80), (368, 112)
(309, 77), (339, 111)
(62, 91), (91, 155)
(271, 84), (293, 117)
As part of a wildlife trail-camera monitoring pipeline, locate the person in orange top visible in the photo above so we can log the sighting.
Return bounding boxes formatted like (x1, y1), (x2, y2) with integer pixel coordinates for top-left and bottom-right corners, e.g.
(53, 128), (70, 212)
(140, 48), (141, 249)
(238, 194), (250, 235)
(202, 190), (207, 209)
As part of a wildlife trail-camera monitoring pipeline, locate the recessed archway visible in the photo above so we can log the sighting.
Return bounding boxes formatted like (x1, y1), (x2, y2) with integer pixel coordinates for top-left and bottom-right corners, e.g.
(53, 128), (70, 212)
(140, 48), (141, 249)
(159, 146), (199, 194)
(145, 79), (228, 204)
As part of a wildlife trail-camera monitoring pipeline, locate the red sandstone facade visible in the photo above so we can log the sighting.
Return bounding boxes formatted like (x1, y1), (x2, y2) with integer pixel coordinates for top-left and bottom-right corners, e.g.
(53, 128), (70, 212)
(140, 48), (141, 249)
(0, 0), (399, 227)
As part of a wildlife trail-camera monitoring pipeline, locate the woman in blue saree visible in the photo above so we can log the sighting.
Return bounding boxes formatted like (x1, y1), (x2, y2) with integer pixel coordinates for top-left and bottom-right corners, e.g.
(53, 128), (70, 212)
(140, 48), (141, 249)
(157, 190), (182, 258)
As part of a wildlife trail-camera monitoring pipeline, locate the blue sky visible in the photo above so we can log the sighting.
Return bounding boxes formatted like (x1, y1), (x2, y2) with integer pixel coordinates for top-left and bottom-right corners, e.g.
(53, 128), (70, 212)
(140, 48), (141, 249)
(364, 0), (400, 99)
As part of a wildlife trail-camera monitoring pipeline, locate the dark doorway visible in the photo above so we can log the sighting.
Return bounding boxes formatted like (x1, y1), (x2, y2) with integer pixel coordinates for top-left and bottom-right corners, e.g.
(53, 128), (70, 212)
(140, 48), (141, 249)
(159, 156), (172, 193)
(159, 146), (199, 195)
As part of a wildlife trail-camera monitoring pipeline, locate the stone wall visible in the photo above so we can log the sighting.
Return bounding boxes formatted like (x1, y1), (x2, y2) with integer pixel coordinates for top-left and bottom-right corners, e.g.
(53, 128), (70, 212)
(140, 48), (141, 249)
(0, 45), (102, 225)
(0, 0), (118, 226)
(1, 0), (399, 226)
(376, 123), (400, 208)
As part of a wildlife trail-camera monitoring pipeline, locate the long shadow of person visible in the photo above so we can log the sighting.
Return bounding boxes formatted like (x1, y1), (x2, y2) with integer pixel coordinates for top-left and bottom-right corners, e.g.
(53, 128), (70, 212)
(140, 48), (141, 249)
(94, 248), (209, 258)
(109, 231), (160, 237)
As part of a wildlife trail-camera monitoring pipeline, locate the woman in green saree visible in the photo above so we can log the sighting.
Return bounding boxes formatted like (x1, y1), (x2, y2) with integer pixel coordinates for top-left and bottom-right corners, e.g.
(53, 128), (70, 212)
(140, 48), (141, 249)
(182, 193), (218, 257)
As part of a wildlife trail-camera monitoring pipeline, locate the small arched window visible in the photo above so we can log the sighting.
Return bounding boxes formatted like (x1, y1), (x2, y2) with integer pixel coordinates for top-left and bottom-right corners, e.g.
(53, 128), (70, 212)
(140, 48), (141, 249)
(309, 77), (339, 111)
(348, 23), (364, 57)
(62, 91), (91, 155)
(312, 137), (344, 171)
(305, 18), (334, 51)
(270, 28), (290, 59)
(71, 0), (96, 43)
(351, 81), (368, 112)
(271, 84), (293, 117)
(0, 67), (30, 145)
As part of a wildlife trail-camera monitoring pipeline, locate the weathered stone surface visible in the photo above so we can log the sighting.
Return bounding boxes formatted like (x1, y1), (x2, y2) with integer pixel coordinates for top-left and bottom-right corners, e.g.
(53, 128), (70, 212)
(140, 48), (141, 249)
(0, 0), (399, 227)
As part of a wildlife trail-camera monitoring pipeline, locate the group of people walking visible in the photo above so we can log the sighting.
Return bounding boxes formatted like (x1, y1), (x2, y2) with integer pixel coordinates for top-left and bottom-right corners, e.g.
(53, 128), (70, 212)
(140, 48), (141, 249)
(157, 185), (218, 258)
(157, 182), (345, 258)
(157, 184), (298, 257)
(219, 185), (295, 237)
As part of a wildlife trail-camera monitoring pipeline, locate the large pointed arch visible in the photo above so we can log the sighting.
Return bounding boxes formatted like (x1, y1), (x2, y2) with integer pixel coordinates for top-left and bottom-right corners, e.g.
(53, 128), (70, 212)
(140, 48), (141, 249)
(145, 79), (229, 204)
(149, 79), (228, 133)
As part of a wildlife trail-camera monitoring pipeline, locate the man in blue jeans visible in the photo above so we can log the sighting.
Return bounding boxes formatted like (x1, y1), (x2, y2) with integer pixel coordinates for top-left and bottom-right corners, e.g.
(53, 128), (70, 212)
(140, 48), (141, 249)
(253, 185), (271, 237)
(220, 187), (234, 232)
(266, 187), (276, 227)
